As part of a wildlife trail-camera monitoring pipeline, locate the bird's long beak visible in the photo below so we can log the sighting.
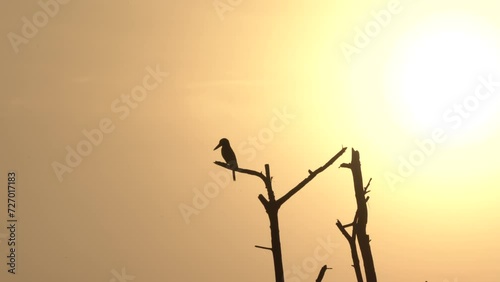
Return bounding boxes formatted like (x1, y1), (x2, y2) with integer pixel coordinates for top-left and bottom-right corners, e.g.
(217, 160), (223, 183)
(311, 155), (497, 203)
(213, 143), (222, 150)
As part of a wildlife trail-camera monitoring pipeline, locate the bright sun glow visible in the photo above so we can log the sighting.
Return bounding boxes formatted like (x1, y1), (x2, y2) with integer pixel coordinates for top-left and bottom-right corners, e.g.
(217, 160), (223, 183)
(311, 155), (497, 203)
(385, 15), (500, 136)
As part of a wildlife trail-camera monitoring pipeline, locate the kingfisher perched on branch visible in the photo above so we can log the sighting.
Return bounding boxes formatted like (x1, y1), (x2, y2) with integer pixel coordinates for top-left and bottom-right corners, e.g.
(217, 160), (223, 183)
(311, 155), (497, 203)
(214, 138), (238, 181)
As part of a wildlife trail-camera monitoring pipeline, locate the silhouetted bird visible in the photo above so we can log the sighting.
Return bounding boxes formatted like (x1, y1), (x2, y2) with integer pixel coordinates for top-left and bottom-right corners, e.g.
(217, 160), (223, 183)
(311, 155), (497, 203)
(214, 138), (238, 181)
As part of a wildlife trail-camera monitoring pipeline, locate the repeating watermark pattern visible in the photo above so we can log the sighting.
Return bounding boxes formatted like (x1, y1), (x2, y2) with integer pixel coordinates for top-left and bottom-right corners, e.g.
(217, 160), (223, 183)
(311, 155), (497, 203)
(284, 234), (339, 282)
(178, 106), (296, 224)
(385, 74), (500, 191)
(442, 75), (500, 129)
(109, 267), (135, 282)
(51, 65), (169, 182)
(340, 0), (403, 63)
(237, 106), (296, 162)
(213, 0), (244, 21)
(7, 0), (71, 54)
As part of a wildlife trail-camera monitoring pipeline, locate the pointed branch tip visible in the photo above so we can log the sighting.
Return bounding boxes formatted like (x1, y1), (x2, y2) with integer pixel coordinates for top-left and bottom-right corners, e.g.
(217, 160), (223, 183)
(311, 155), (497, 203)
(364, 178), (373, 191)
(255, 245), (273, 251)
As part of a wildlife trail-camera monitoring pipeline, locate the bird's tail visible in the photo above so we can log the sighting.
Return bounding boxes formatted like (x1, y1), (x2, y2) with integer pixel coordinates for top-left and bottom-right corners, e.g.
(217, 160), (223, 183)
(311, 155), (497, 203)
(232, 170), (236, 181)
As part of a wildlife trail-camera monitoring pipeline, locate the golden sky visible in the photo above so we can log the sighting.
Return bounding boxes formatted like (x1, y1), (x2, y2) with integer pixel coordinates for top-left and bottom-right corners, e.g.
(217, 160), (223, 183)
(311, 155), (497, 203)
(2, 0), (500, 281)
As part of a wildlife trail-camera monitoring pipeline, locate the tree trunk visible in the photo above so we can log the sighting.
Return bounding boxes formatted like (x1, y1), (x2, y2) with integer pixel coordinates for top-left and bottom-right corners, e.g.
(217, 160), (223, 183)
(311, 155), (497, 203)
(349, 235), (364, 282)
(267, 206), (284, 282)
(349, 149), (377, 282)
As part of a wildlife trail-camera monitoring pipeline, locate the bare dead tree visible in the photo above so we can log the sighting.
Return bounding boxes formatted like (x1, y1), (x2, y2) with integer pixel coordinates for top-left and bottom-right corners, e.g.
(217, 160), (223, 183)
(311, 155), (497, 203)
(338, 148), (377, 282)
(214, 146), (347, 282)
